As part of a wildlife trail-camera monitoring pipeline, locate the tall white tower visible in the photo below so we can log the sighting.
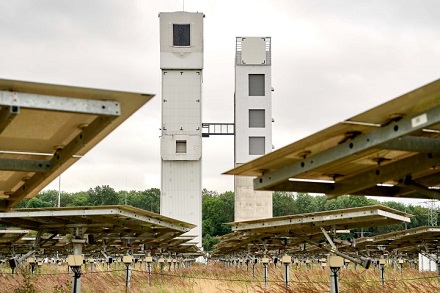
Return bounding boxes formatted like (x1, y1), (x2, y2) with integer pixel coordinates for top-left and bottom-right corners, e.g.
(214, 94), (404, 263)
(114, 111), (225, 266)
(159, 12), (204, 247)
(234, 37), (273, 222)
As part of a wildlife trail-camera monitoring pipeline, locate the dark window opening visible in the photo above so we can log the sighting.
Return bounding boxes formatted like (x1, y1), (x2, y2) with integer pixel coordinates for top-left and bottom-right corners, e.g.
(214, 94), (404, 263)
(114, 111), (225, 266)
(176, 140), (187, 153)
(249, 109), (265, 128)
(173, 24), (190, 46)
(249, 137), (265, 155)
(249, 74), (265, 96)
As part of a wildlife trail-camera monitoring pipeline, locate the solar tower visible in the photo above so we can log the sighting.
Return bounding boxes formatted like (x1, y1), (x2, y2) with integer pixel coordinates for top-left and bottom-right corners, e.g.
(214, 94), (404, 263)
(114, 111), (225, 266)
(234, 37), (273, 221)
(159, 11), (204, 247)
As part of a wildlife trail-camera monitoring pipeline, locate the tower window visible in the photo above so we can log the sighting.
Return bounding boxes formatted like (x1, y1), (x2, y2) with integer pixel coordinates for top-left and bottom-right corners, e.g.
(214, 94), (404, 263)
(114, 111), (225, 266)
(176, 140), (187, 153)
(173, 24), (190, 46)
(249, 74), (265, 96)
(249, 137), (265, 155)
(249, 109), (265, 128)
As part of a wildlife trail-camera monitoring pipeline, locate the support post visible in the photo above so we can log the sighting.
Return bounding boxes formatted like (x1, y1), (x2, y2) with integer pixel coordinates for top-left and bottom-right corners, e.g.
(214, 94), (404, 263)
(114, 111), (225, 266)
(146, 256), (153, 285)
(56, 258), (60, 273)
(320, 258), (328, 270)
(158, 257), (164, 273)
(329, 256), (343, 293)
(262, 257), (269, 288)
(89, 259), (95, 272)
(67, 227), (86, 293)
(27, 257), (36, 275)
(253, 258), (257, 278)
(379, 258), (386, 285)
(437, 260), (440, 281)
(281, 255), (291, 292)
(36, 258), (43, 274)
(167, 258), (172, 272)
(67, 254), (84, 293)
(9, 258), (18, 274)
(107, 256), (112, 271)
(123, 255), (133, 289)
(398, 258), (404, 273)
(306, 259), (311, 270)
(344, 259), (350, 270)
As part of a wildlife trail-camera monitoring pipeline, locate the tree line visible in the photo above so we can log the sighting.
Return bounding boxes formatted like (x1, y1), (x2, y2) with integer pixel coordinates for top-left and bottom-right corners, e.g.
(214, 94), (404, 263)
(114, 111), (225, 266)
(10, 186), (435, 251)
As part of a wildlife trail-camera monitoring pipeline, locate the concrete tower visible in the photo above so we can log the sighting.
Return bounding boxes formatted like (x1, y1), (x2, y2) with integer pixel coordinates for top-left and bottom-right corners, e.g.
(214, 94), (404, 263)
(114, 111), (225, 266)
(159, 12), (204, 247)
(234, 37), (273, 222)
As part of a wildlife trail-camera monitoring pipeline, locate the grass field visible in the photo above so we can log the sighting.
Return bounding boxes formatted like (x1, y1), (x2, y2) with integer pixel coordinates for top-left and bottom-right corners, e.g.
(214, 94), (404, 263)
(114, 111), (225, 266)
(1, 261), (439, 292)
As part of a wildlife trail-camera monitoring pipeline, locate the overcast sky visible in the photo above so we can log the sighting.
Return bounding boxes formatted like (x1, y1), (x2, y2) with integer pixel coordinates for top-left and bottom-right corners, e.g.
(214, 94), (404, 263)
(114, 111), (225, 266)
(1, 1), (439, 205)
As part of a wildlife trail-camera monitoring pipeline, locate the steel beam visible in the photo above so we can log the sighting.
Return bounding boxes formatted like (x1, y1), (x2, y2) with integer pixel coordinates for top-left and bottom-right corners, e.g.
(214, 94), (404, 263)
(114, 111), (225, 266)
(0, 91), (121, 116)
(402, 178), (440, 200)
(328, 152), (440, 197)
(254, 104), (440, 191)
(259, 180), (403, 197)
(258, 178), (429, 199)
(379, 136), (440, 152)
(266, 180), (334, 193)
(0, 158), (52, 172)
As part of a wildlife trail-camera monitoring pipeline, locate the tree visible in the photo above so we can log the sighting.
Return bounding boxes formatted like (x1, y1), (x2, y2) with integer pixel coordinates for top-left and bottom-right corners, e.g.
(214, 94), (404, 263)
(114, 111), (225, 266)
(142, 188), (160, 213)
(202, 190), (234, 251)
(121, 188), (161, 212)
(35, 190), (58, 207)
(202, 234), (219, 252)
(25, 197), (53, 208)
(69, 191), (90, 207)
(218, 191), (234, 223)
(346, 195), (378, 208)
(405, 205), (429, 228)
(202, 195), (231, 236)
(87, 185), (119, 206)
(382, 201), (407, 212)
(294, 193), (317, 214)
(273, 191), (296, 216)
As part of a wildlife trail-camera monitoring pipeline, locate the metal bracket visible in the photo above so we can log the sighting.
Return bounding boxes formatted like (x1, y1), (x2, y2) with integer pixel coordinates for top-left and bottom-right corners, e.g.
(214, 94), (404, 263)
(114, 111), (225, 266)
(67, 225), (88, 238)
(0, 91), (121, 116)
(0, 106), (19, 134)
(321, 227), (337, 251)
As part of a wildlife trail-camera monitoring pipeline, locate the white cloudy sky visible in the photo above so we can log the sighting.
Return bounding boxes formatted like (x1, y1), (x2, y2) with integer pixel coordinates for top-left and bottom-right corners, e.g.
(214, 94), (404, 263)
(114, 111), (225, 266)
(1, 0), (439, 205)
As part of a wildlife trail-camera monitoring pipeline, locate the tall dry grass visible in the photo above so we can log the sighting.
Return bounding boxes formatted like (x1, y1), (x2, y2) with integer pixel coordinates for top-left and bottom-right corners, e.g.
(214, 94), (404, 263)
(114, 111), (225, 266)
(0, 261), (439, 292)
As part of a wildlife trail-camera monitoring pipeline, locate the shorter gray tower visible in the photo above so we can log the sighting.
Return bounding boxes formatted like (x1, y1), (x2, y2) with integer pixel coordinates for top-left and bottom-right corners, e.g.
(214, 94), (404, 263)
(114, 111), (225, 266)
(234, 37), (273, 222)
